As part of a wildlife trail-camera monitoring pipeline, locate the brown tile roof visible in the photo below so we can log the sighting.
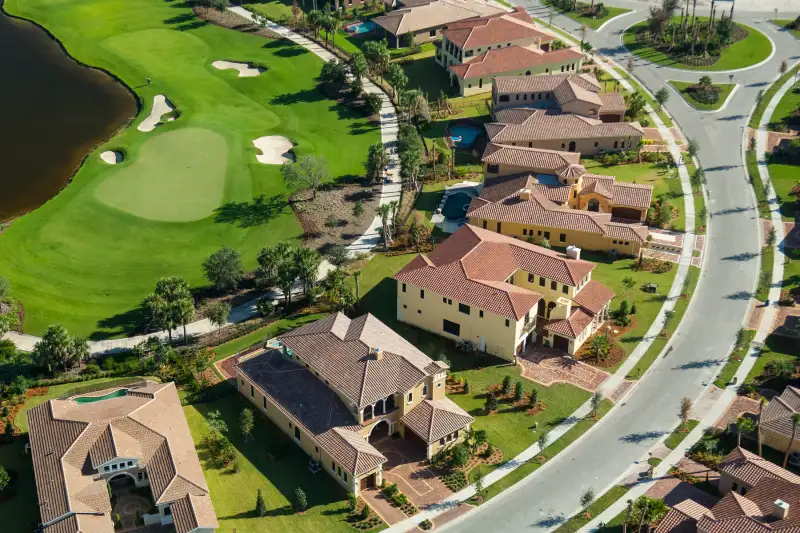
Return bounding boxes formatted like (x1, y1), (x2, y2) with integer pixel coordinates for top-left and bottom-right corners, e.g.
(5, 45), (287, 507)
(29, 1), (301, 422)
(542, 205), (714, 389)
(237, 349), (387, 476)
(698, 478), (800, 532)
(402, 398), (474, 443)
(449, 47), (583, 80)
(494, 72), (600, 93)
(718, 446), (800, 486)
(488, 108), (644, 143)
(278, 313), (435, 409)
(482, 142), (581, 173)
(29, 382), (216, 533)
(654, 499), (712, 533)
(572, 280), (615, 314)
(554, 78), (603, 107)
(394, 224), (603, 319)
(374, 0), (506, 36)
(599, 92), (626, 113)
(442, 7), (550, 49)
(544, 307), (595, 338)
(761, 386), (800, 441)
(467, 182), (649, 242)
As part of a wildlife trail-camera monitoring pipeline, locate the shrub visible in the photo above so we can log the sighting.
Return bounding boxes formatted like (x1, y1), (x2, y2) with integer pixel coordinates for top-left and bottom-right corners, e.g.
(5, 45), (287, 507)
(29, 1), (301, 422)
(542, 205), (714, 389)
(360, 501), (370, 520)
(484, 391), (498, 413)
(514, 381), (523, 402)
(348, 493), (358, 514)
(81, 364), (101, 376)
(0, 465), (9, 494)
(256, 488), (267, 517)
(382, 483), (398, 497)
(483, 443), (494, 458)
(419, 519), (433, 530)
(501, 375), (511, 395)
(324, 214), (338, 227)
(0, 339), (15, 361)
(449, 444), (470, 467)
(391, 492), (408, 506)
(294, 487), (308, 512)
(463, 378), (471, 394)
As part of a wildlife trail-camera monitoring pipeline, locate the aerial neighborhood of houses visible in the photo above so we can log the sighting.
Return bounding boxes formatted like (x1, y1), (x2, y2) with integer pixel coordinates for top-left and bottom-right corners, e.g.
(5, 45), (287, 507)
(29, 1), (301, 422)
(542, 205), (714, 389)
(3, 0), (799, 531)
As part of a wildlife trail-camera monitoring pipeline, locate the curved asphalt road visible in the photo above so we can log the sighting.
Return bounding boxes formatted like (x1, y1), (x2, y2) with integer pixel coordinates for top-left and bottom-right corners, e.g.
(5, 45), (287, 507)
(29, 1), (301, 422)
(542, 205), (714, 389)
(442, 2), (800, 531)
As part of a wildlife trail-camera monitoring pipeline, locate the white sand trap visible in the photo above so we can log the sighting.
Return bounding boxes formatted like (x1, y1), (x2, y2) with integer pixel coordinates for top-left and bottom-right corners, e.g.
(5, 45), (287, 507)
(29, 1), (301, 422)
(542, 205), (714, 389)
(100, 150), (123, 164)
(253, 136), (294, 164)
(212, 60), (266, 77)
(138, 95), (175, 132)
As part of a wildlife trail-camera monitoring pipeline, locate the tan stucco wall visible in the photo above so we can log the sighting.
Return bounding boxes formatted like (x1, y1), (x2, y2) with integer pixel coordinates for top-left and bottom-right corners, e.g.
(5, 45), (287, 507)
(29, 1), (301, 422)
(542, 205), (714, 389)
(396, 280), (533, 361)
(576, 193), (613, 214)
(762, 427), (800, 455)
(500, 135), (642, 156)
(456, 58), (583, 97)
(469, 217), (641, 255)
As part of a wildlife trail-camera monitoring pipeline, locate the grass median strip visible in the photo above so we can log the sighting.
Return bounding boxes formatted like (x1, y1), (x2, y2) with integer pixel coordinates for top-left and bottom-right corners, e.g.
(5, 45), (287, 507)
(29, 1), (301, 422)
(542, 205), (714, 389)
(713, 329), (758, 388)
(665, 419), (699, 450)
(552, 485), (631, 533)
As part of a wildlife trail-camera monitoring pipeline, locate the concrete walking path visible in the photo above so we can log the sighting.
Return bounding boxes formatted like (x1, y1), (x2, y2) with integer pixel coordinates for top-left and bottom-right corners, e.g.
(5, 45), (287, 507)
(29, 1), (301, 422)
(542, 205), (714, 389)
(2, 7), (402, 355)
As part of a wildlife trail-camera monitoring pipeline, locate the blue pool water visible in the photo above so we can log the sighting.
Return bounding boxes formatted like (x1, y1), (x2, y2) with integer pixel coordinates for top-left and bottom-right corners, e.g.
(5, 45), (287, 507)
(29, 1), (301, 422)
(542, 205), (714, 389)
(535, 173), (560, 186)
(449, 125), (481, 148)
(347, 21), (377, 34)
(74, 389), (128, 403)
(442, 192), (472, 219)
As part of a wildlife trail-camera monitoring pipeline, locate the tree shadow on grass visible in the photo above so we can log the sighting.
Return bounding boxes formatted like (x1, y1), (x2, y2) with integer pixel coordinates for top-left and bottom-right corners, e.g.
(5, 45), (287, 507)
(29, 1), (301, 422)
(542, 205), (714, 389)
(271, 88), (325, 105)
(214, 194), (286, 228)
(274, 46), (307, 58)
(92, 304), (149, 341)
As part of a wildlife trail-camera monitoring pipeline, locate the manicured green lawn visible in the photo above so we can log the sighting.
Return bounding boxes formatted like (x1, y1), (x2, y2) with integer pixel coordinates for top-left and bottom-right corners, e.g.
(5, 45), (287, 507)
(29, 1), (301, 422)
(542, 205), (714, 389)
(543, 1), (632, 30)
(750, 66), (800, 128)
(211, 315), (326, 363)
(184, 392), (359, 533)
(1, 0), (379, 339)
(664, 419), (699, 449)
(242, 0), (294, 22)
(714, 329), (758, 388)
(768, 156), (800, 221)
(401, 55), (453, 100)
(668, 81), (735, 111)
(552, 485), (631, 533)
(746, 150), (771, 219)
(769, 81), (800, 131)
(772, 19), (800, 39)
(623, 18), (772, 71)
(0, 438), (39, 533)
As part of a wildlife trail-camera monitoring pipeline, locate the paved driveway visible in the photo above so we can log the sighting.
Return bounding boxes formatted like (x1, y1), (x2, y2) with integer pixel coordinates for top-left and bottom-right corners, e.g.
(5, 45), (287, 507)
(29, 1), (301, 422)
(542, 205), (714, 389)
(374, 437), (453, 508)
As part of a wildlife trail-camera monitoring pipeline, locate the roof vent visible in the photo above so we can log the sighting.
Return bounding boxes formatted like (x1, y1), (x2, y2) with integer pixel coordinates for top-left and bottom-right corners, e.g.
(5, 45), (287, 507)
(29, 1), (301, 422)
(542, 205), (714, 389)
(519, 188), (532, 201)
(774, 500), (790, 520)
(372, 347), (383, 361)
(566, 245), (581, 260)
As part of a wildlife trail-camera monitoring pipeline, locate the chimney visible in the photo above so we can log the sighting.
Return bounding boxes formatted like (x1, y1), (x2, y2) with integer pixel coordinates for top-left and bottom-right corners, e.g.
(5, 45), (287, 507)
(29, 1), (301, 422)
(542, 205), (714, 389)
(519, 188), (532, 201)
(566, 245), (581, 260)
(372, 347), (383, 360)
(774, 500), (790, 520)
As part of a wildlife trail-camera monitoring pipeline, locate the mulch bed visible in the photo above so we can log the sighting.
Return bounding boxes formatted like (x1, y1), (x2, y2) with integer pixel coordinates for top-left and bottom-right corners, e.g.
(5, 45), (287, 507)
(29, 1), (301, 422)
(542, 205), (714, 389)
(3, 386), (48, 434)
(575, 342), (626, 369)
(291, 183), (380, 253)
(193, 6), (285, 40)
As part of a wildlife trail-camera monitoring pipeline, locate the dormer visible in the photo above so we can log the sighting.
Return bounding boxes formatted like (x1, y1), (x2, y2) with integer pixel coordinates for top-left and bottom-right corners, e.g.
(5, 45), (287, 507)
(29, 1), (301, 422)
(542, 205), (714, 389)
(90, 424), (143, 475)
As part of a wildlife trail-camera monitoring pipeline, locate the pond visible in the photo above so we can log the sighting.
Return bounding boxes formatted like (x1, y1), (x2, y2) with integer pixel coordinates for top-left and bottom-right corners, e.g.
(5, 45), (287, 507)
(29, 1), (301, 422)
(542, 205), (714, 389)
(449, 124), (482, 149)
(0, 9), (136, 222)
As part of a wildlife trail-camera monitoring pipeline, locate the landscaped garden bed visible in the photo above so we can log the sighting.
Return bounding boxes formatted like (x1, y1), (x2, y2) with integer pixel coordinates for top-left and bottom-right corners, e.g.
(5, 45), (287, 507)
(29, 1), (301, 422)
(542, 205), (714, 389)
(380, 482), (419, 516)
(669, 78), (735, 111)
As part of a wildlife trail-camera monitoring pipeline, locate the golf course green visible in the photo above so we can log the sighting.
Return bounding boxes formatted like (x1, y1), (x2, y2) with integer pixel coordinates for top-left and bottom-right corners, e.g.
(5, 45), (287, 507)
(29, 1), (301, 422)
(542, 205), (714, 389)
(0, 0), (379, 338)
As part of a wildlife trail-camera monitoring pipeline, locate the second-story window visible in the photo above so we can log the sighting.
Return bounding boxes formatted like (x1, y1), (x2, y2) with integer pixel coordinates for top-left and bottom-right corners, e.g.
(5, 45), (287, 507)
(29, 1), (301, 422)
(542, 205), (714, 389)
(539, 278), (545, 287)
(551, 281), (557, 291)
(459, 303), (470, 315)
(420, 289), (425, 299)
(528, 274), (534, 283)
(407, 392), (413, 404)
(562, 285), (569, 294)
(423, 384), (428, 396)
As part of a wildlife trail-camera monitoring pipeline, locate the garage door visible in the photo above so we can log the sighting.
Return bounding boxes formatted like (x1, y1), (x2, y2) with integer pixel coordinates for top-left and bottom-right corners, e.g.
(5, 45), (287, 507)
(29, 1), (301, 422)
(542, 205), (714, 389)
(553, 335), (570, 352)
(360, 473), (376, 490)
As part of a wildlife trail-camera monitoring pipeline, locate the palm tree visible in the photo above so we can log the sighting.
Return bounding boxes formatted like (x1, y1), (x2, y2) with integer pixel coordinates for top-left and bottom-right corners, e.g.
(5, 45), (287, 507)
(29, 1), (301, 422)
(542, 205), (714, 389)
(757, 397), (767, 456)
(580, 24), (588, 48)
(353, 270), (362, 303)
(377, 203), (393, 247)
(735, 416), (756, 447)
(622, 499), (633, 533)
(591, 335), (610, 365)
(783, 413), (800, 468)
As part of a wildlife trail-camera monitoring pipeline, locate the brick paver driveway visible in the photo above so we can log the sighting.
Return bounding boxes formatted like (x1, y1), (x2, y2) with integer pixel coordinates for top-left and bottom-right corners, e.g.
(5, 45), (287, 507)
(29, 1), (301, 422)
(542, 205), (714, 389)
(518, 346), (608, 392)
(373, 437), (453, 508)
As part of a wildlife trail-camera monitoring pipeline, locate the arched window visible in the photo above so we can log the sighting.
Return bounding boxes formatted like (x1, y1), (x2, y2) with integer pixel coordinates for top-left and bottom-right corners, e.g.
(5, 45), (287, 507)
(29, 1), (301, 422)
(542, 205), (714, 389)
(568, 141), (576, 152)
(525, 70), (531, 76)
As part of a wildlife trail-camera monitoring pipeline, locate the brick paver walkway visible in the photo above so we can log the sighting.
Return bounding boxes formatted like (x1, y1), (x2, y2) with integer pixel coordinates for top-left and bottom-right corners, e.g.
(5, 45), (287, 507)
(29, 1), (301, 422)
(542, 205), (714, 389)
(518, 347), (608, 392)
(713, 395), (761, 430)
(361, 488), (407, 526)
(373, 438), (453, 510)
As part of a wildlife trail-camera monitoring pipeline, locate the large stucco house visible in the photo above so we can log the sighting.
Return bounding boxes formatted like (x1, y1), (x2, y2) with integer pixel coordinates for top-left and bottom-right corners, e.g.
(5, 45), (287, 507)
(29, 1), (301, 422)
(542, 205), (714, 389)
(492, 72), (627, 122)
(28, 381), (218, 533)
(486, 106), (644, 156)
(235, 313), (473, 496)
(393, 224), (615, 358)
(475, 143), (651, 255)
(655, 447), (800, 533)
(759, 386), (800, 455)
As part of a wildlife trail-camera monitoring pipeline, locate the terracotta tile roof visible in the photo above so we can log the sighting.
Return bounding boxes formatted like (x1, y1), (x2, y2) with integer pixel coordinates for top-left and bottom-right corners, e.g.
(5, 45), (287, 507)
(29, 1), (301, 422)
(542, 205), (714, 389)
(578, 175), (653, 209)
(572, 280), (615, 314)
(488, 108), (644, 143)
(402, 398), (474, 443)
(237, 349), (387, 476)
(579, 178), (613, 198)
(493, 72), (601, 95)
(467, 183), (649, 242)
(374, 0), (506, 36)
(278, 313), (435, 409)
(442, 7), (550, 49)
(654, 500), (712, 533)
(599, 92), (626, 113)
(554, 79), (603, 107)
(718, 446), (800, 486)
(544, 307), (595, 338)
(761, 386), (800, 441)
(171, 494), (218, 533)
(394, 225), (603, 319)
(449, 46), (583, 80)
(28, 382), (215, 533)
(482, 142), (580, 172)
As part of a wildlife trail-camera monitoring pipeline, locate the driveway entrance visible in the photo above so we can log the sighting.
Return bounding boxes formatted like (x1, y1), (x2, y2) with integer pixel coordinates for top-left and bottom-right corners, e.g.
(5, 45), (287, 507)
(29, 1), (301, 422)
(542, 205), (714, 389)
(372, 437), (452, 508)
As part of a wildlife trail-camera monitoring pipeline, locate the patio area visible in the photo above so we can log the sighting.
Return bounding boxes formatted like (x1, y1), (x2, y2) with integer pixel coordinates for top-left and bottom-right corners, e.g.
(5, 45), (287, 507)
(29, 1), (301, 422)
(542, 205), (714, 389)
(518, 346), (609, 392)
(109, 475), (156, 530)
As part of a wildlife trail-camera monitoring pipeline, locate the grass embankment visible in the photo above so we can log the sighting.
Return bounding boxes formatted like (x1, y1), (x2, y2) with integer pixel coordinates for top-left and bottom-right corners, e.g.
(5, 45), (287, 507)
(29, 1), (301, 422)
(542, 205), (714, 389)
(552, 485), (631, 533)
(542, 1), (632, 30)
(664, 419), (699, 449)
(713, 329), (758, 388)
(623, 17), (773, 71)
(668, 81), (735, 111)
(1, 0), (378, 338)
(771, 19), (800, 40)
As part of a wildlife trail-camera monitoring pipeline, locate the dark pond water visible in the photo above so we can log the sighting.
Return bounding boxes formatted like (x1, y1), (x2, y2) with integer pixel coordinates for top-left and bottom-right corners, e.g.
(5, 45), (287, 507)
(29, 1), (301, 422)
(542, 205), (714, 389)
(0, 9), (137, 222)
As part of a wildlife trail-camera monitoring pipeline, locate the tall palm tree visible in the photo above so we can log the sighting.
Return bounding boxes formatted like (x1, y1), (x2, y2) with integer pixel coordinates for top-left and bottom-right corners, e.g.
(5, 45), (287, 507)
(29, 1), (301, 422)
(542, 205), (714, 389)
(377, 203), (393, 247)
(353, 270), (362, 303)
(757, 397), (768, 456)
(783, 413), (800, 468)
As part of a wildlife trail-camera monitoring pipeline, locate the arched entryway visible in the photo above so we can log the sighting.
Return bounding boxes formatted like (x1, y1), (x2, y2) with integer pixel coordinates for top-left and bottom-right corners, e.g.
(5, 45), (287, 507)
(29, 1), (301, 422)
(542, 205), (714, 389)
(568, 141), (576, 152)
(546, 302), (556, 319)
(537, 299), (546, 317)
(368, 420), (390, 444)
(587, 198), (600, 212)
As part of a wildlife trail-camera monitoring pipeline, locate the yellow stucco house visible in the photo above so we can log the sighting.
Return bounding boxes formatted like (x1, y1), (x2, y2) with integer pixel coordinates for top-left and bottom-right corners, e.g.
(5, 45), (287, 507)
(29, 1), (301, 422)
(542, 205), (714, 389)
(235, 313), (473, 496)
(759, 386), (800, 456)
(475, 142), (651, 255)
(393, 224), (615, 359)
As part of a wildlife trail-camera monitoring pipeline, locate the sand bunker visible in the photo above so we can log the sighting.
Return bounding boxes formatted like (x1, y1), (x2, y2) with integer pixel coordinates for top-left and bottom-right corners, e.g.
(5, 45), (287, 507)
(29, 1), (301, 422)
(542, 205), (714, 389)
(212, 60), (266, 77)
(253, 136), (294, 164)
(100, 151), (123, 164)
(138, 95), (175, 132)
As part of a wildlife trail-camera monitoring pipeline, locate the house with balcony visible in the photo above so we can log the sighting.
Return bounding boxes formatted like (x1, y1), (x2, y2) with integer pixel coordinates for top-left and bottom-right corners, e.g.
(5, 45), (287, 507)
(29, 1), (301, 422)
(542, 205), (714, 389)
(393, 224), (615, 357)
(655, 447), (800, 533)
(492, 72), (627, 122)
(235, 313), (473, 496)
(474, 143), (651, 255)
(27, 381), (217, 533)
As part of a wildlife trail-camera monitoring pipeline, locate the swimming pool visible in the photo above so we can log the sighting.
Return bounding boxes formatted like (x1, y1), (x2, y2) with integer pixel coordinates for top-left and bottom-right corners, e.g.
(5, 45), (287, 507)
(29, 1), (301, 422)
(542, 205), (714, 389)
(346, 20), (377, 34)
(74, 389), (128, 403)
(442, 192), (473, 219)
(449, 125), (482, 149)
